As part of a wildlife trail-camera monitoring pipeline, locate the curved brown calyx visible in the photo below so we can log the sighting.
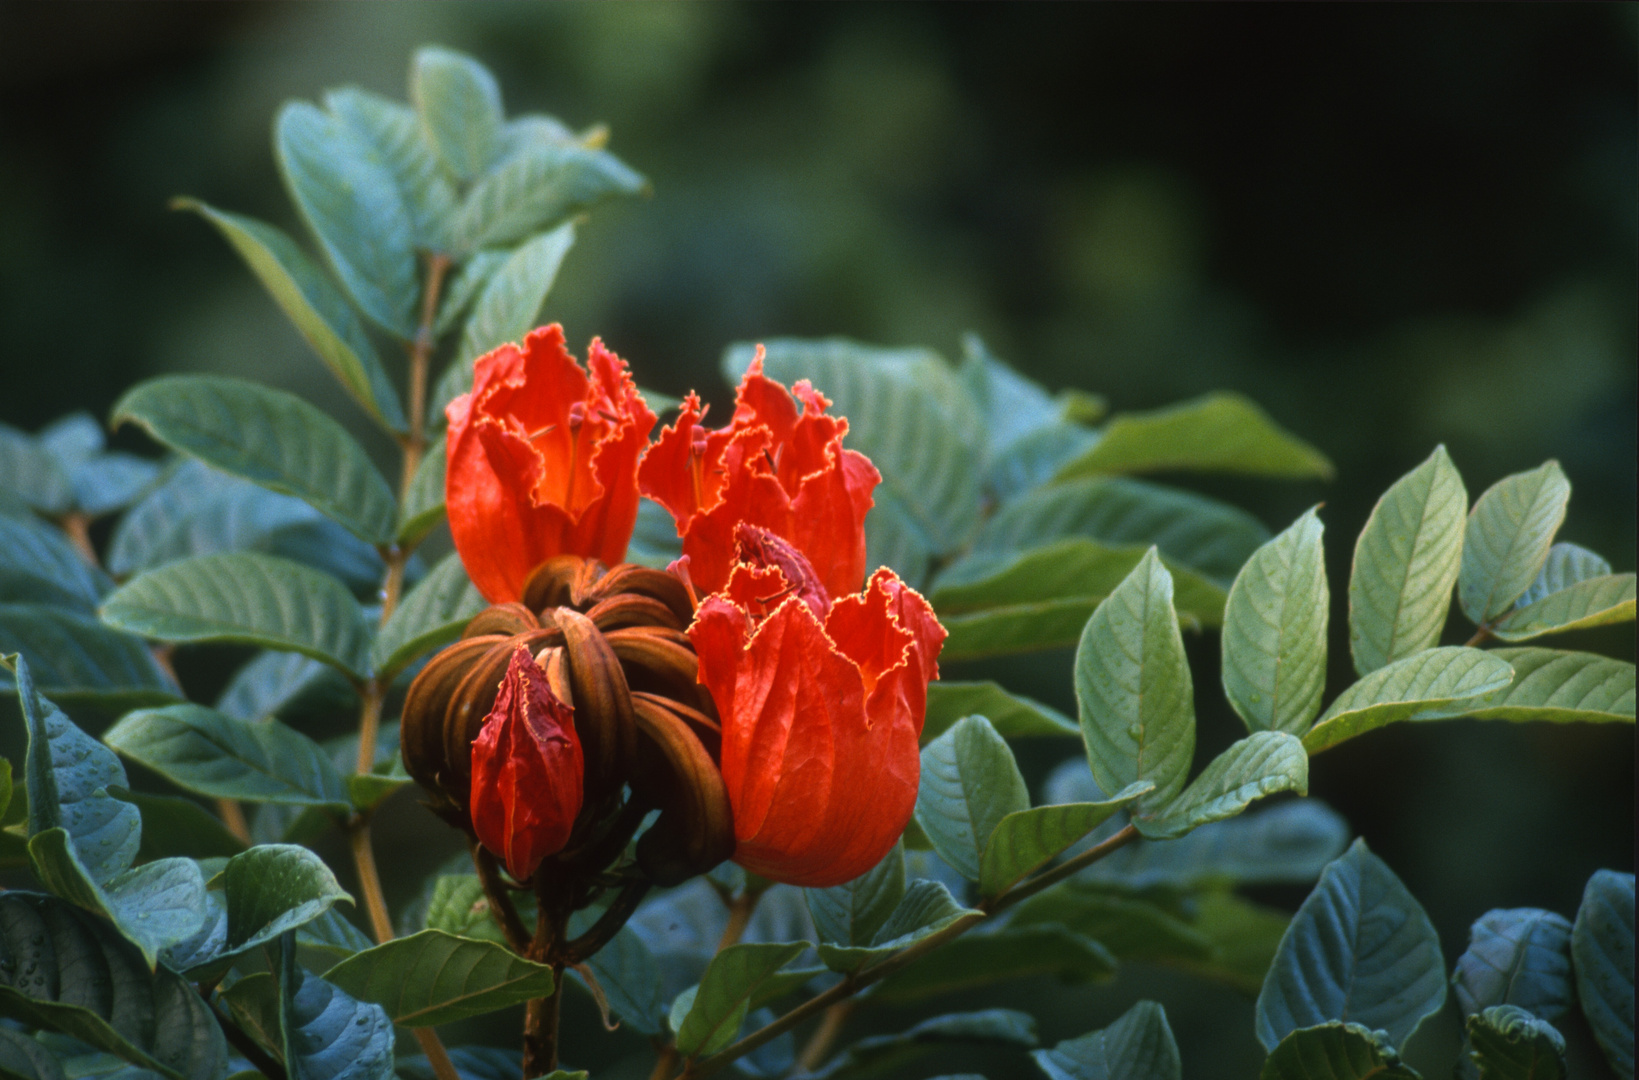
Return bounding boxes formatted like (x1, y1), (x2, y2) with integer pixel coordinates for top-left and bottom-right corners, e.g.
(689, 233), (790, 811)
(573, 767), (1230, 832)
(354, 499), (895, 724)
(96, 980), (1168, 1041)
(552, 607), (637, 804)
(629, 695), (734, 885)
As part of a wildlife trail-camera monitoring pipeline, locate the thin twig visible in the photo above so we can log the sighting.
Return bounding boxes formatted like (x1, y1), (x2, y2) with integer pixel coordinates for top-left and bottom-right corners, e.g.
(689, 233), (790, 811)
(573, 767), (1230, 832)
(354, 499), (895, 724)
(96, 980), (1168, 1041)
(714, 889), (761, 953)
(794, 999), (855, 1074)
(474, 845), (532, 954)
(565, 879), (650, 963)
(1464, 625), (1494, 648)
(350, 820), (394, 944)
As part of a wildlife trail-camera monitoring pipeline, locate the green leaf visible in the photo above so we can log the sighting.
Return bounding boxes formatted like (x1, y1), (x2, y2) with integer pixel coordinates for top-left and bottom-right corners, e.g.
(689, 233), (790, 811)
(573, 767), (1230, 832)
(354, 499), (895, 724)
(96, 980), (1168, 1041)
(1136, 732), (1308, 840)
(1516, 542), (1611, 607)
(810, 1009), (1037, 1080)
(12, 657), (139, 882)
(371, 552), (484, 680)
(1259, 1023), (1421, 1080)
(1459, 461), (1570, 624)
(326, 88), (457, 254)
(1302, 647), (1516, 754)
(176, 201), (406, 432)
(1007, 887), (1212, 965)
(435, 250), (508, 335)
(923, 682), (1078, 743)
(411, 46), (504, 182)
(275, 101), (418, 338)
(674, 942), (807, 1058)
(0, 892), (228, 1080)
(1416, 647), (1634, 725)
(816, 879), (978, 973)
(221, 845), (354, 960)
(215, 650), (337, 723)
(1256, 839), (1445, 1052)
(1030, 999), (1180, 1080)
(398, 436), (447, 545)
(36, 413), (103, 471)
(1074, 548), (1195, 817)
(277, 935), (395, 1080)
(0, 1027), (66, 1080)
(875, 924), (1116, 1005)
(111, 375), (396, 546)
(574, 918), (662, 1036)
(101, 552), (372, 680)
(0, 424), (71, 514)
(1453, 909), (1574, 1021)
(0, 510), (109, 611)
(1178, 890), (1293, 996)
(1222, 508), (1329, 734)
(807, 842), (905, 947)
(977, 781), (1152, 898)
(104, 703), (350, 809)
(421, 875), (507, 942)
(70, 452), (162, 518)
(218, 971), (282, 1061)
(1348, 445), (1468, 675)
(1490, 574), (1636, 641)
(1571, 869), (1634, 1079)
(734, 339), (985, 571)
(452, 138), (645, 254)
(322, 929), (554, 1027)
(0, 605), (177, 708)
(1055, 392), (1333, 481)
(958, 475), (1271, 586)
(113, 789), (246, 861)
(914, 716), (1030, 881)
(1467, 1006), (1566, 1080)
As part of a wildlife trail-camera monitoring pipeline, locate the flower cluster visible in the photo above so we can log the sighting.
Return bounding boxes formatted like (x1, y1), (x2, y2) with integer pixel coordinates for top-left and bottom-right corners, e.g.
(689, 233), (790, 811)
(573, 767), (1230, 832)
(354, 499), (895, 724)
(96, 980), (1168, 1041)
(404, 325), (944, 890)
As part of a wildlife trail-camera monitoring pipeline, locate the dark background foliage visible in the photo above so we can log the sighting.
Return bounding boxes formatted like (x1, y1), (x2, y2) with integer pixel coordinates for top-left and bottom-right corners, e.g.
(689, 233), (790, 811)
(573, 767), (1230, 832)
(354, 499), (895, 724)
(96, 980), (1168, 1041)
(1, 4), (1633, 1077)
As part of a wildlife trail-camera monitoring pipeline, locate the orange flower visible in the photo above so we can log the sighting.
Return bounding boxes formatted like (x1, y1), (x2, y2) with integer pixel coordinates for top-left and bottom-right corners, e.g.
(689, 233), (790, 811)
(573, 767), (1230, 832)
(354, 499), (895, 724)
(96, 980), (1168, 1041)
(469, 647), (585, 880)
(638, 348), (879, 601)
(447, 325), (655, 603)
(689, 526), (946, 887)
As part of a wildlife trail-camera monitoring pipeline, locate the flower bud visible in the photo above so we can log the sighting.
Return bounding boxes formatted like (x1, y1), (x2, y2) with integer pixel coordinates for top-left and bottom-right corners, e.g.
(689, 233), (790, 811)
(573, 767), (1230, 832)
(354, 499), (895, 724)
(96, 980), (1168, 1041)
(470, 647), (585, 881)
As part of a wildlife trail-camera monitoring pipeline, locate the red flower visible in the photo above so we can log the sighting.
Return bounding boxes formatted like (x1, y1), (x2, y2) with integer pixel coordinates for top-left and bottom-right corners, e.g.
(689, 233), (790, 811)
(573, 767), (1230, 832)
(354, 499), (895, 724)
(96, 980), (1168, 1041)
(639, 348), (879, 601)
(470, 647), (585, 880)
(689, 526), (946, 887)
(447, 325), (656, 603)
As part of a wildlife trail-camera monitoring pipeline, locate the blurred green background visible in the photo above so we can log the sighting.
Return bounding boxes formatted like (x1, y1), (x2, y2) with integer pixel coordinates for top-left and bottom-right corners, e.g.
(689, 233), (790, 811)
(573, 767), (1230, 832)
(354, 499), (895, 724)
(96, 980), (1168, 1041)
(1, 4), (1633, 1078)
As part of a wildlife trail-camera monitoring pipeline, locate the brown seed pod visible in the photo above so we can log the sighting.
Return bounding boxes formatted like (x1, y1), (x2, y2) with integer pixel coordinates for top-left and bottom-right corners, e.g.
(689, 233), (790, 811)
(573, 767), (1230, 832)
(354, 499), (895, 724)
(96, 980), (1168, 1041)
(462, 602), (540, 639)
(555, 608), (638, 803)
(521, 555), (591, 613)
(586, 593), (684, 633)
(586, 564), (695, 625)
(400, 634), (508, 809)
(630, 695), (735, 885)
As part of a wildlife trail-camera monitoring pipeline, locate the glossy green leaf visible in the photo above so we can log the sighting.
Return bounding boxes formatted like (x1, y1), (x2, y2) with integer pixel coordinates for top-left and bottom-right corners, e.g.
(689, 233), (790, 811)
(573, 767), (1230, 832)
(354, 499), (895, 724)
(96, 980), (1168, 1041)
(1348, 445), (1468, 675)
(1303, 647), (1515, 754)
(322, 929), (554, 1027)
(1074, 548), (1195, 817)
(112, 375), (396, 546)
(674, 941), (806, 1058)
(961, 475), (1271, 586)
(278, 935), (396, 1080)
(105, 703), (349, 809)
(398, 436), (447, 545)
(923, 682), (1079, 743)
(114, 788), (246, 861)
(0, 424), (71, 514)
(12, 656), (139, 882)
(218, 971), (282, 1061)
(1491, 574), (1636, 641)
(0, 605), (177, 708)
(101, 552), (371, 679)
(1259, 1023), (1420, 1080)
(1460, 461), (1570, 624)
(1419, 647), (1633, 725)
(807, 841), (905, 947)
(1176, 890), (1293, 996)
(298, 907), (375, 964)
(434, 250), (507, 334)
(914, 716), (1031, 881)
(978, 781), (1151, 898)
(0, 892), (227, 1080)
(176, 201), (406, 431)
(275, 101), (418, 338)
(326, 88), (457, 253)
(1571, 869), (1634, 1079)
(1256, 839), (1445, 1052)
(1007, 887), (1212, 965)
(371, 552), (484, 680)
(0, 511), (109, 612)
(1137, 732), (1307, 840)
(1467, 1006), (1566, 1080)
(876, 924), (1116, 1004)
(1056, 391), (1332, 479)
(1222, 508), (1329, 734)
(421, 875), (507, 943)
(0, 1027), (65, 1080)
(1453, 909), (1574, 1021)
(811, 1009), (1037, 1080)
(735, 339), (985, 565)
(815, 879), (978, 973)
(1030, 999), (1180, 1080)
(221, 845), (354, 960)
(411, 46), (504, 182)
(453, 140), (644, 254)
(27, 830), (207, 967)
(1516, 542), (1611, 607)
(215, 649), (337, 723)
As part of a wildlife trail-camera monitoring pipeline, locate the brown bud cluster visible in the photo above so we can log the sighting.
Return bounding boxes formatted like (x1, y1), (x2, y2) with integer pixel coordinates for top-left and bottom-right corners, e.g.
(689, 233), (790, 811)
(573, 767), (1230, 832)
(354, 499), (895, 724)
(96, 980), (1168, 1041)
(401, 554), (734, 886)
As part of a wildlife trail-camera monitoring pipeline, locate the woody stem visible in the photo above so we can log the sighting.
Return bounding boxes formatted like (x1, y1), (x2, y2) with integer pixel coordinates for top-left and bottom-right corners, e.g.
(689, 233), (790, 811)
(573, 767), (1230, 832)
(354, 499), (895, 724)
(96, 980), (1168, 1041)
(523, 882), (570, 1077)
